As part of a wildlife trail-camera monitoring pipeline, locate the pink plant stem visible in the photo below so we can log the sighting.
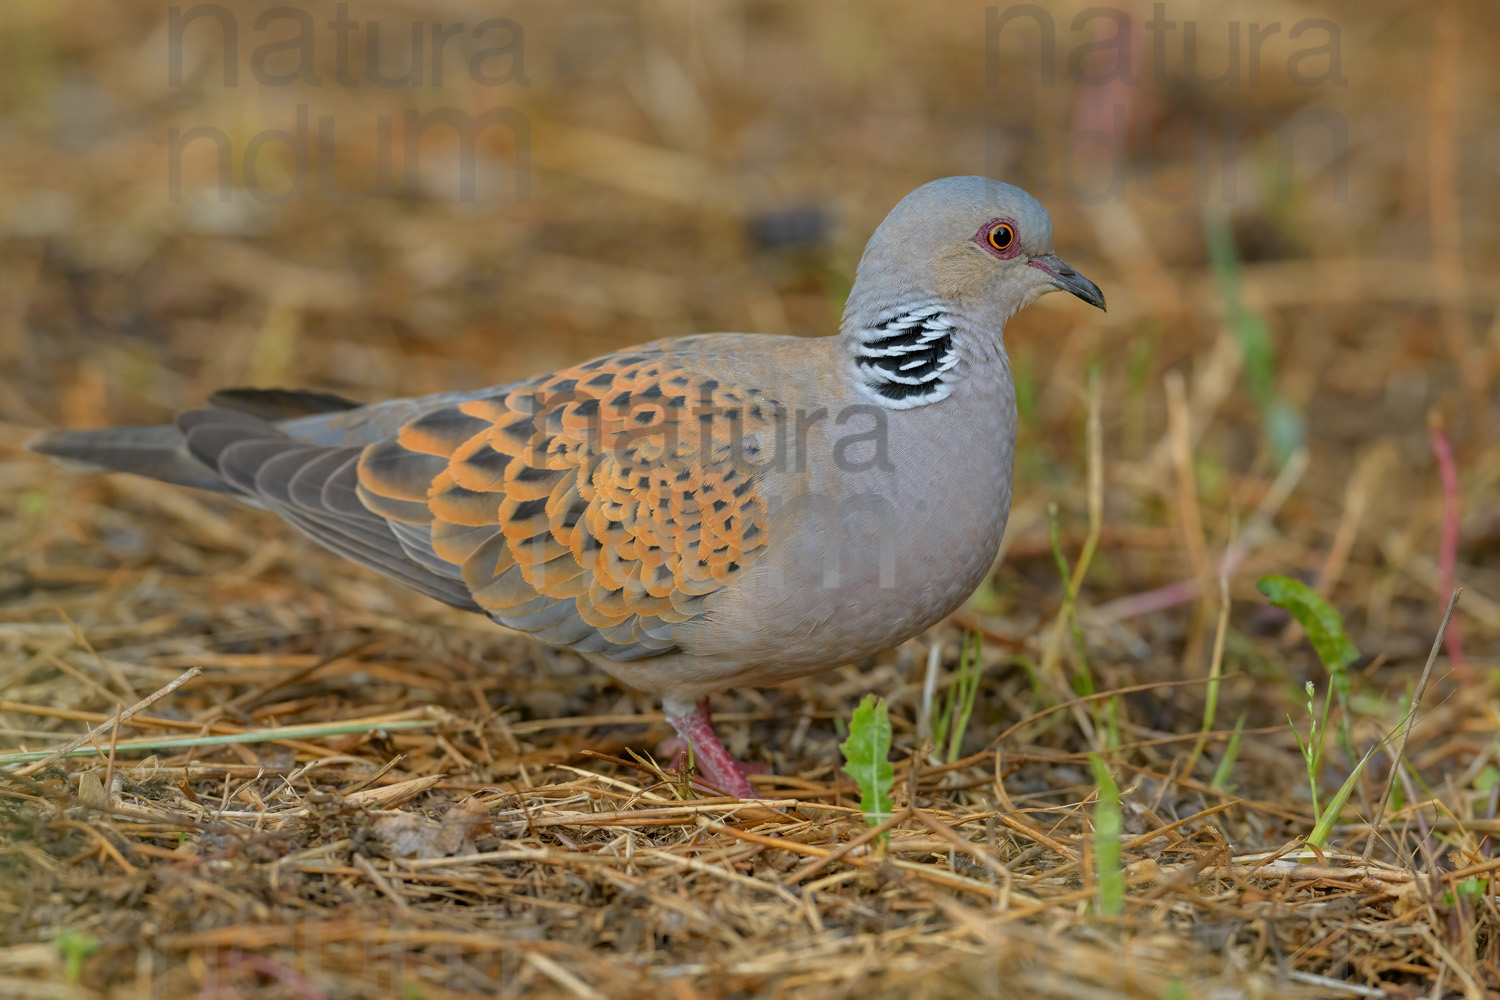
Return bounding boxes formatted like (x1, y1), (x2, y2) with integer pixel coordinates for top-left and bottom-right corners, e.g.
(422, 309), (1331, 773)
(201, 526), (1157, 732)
(1429, 414), (1466, 675)
(1091, 541), (1247, 623)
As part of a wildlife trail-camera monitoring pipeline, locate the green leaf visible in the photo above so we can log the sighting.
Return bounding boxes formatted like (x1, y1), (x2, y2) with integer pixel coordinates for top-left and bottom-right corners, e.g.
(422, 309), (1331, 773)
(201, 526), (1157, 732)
(840, 695), (894, 829)
(1089, 754), (1124, 917)
(1256, 576), (1359, 671)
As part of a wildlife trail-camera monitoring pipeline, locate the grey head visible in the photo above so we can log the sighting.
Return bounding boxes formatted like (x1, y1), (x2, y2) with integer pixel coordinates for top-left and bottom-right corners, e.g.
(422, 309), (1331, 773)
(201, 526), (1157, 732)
(842, 176), (1105, 329)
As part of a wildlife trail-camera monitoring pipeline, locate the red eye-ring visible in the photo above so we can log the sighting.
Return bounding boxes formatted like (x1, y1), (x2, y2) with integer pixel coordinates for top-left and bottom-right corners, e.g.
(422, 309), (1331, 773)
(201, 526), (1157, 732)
(987, 222), (1015, 252)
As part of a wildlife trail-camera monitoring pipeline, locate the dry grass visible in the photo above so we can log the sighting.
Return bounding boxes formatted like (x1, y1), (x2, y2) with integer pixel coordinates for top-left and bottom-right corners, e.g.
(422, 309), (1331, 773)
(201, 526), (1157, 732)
(3, 0), (1500, 996)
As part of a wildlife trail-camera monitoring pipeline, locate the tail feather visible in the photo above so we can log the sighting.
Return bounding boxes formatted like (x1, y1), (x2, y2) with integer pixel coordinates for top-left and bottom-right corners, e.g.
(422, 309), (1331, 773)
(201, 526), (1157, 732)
(206, 387), (363, 420)
(27, 425), (232, 494)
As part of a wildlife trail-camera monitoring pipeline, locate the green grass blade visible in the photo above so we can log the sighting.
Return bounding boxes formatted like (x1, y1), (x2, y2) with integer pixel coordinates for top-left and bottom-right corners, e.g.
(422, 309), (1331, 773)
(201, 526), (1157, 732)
(946, 631), (983, 763)
(1089, 753), (1124, 917)
(1205, 212), (1303, 462)
(1309, 744), (1377, 848)
(1210, 713), (1247, 792)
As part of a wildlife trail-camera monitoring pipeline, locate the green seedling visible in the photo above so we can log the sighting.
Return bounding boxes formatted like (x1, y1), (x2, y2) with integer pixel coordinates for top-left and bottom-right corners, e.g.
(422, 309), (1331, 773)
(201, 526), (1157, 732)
(1258, 576), (1373, 847)
(1445, 878), (1486, 907)
(1259, 575), (1360, 766)
(840, 695), (894, 837)
(1288, 679), (1334, 819)
(57, 929), (99, 984)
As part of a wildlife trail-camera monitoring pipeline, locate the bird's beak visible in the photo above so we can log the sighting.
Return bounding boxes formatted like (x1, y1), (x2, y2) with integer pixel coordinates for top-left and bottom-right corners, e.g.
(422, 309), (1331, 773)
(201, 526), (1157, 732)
(1027, 254), (1106, 311)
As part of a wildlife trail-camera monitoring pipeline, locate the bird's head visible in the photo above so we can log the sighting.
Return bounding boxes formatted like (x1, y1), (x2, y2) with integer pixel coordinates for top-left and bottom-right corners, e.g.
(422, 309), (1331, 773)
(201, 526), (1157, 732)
(847, 176), (1105, 328)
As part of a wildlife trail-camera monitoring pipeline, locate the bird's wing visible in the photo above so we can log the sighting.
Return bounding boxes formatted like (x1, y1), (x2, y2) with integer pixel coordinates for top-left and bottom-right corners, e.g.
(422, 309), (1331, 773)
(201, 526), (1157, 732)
(357, 341), (779, 659)
(187, 340), (782, 660)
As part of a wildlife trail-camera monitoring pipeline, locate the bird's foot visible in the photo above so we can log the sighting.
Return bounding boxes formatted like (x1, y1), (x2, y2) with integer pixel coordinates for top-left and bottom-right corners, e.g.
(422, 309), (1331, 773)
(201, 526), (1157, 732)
(662, 697), (762, 799)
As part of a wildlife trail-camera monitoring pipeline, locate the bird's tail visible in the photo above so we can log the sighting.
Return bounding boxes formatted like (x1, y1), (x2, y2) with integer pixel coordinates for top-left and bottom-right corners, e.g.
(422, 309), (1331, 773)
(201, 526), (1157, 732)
(27, 424), (233, 494)
(27, 387), (370, 493)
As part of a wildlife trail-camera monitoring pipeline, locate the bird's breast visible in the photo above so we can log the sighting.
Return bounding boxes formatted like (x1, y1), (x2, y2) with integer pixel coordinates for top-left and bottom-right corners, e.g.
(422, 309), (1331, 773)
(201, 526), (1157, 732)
(681, 365), (1019, 673)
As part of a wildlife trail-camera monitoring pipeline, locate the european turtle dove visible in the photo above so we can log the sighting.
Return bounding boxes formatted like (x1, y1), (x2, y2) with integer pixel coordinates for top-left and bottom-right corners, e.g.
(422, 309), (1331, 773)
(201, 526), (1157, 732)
(32, 176), (1105, 798)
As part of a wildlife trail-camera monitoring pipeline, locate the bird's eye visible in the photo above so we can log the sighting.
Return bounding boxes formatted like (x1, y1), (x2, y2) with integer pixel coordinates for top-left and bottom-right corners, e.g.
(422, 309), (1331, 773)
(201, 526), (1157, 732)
(987, 222), (1015, 252)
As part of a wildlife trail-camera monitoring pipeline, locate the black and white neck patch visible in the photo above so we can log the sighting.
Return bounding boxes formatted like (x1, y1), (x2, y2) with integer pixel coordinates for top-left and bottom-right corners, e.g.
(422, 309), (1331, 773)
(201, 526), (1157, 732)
(850, 304), (959, 409)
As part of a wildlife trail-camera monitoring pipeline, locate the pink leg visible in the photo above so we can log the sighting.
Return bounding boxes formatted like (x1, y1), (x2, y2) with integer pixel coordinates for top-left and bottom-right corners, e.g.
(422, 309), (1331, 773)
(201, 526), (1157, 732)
(662, 697), (760, 799)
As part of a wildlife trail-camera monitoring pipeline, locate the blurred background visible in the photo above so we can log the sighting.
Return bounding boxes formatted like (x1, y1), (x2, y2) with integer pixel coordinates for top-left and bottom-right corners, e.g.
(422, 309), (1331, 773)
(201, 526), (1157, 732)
(3, 0), (1500, 992)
